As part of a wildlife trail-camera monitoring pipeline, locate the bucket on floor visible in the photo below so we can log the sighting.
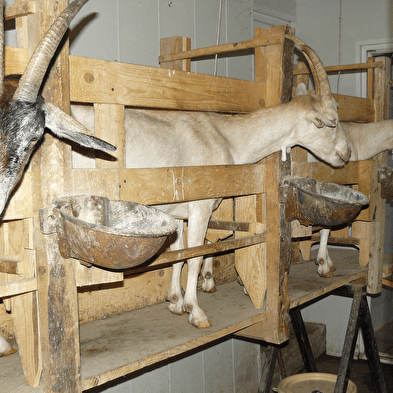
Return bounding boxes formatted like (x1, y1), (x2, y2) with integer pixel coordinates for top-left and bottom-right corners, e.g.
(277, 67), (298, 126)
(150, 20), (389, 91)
(277, 373), (357, 393)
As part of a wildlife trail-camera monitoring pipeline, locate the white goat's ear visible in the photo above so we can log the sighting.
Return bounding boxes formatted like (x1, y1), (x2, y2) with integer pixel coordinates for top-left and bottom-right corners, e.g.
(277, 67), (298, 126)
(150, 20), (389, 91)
(295, 83), (308, 97)
(42, 101), (116, 152)
(307, 110), (337, 128)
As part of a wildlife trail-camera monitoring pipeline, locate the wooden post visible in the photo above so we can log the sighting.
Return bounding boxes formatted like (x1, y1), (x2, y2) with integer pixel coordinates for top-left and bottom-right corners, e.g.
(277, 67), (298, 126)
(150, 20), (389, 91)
(160, 36), (191, 71)
(237, 26), (294, 345)
(365, 55), (390, 294)
(29, 1), (81, 391)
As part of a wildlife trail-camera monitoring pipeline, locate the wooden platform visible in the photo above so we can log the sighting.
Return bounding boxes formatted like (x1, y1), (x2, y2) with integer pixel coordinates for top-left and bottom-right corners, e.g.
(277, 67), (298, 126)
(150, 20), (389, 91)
(3, 248), (392, 392)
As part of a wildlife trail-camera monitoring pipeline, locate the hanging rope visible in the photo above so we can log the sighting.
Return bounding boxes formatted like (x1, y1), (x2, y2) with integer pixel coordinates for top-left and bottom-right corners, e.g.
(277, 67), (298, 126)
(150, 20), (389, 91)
(214, 0), (224, 76)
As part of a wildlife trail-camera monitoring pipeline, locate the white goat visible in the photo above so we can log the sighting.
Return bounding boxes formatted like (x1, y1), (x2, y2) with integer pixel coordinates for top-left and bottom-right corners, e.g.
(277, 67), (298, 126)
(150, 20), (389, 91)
(314, 119), (393, 277)
(71, 37), (351, 329)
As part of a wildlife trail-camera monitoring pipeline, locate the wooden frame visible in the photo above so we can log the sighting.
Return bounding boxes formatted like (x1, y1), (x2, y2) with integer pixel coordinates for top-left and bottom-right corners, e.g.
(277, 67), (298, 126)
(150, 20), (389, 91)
(0, 1), (392, 392)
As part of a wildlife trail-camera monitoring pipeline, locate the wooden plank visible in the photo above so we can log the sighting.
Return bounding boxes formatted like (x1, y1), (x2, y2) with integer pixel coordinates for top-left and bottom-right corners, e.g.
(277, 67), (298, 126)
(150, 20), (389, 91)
(128, 233), (266, 274)
(291, 90), (374, 123)
(292, 161), (359, 185)
(334, 94), (375, 122)
(69, 55), (266, 113)
(0, 257), (20, 274)
(5, 46), (29, 75)
(288, 249), (367, 308)
(79, 281), (264, 390)
(71, 169), (120, 200)
(94, 103), (125, 169)
(5, 1), (36, 20)
(292, 60), (384, 75)
(0, 219), (41, 387)
(235, 195), (266, 309)
(158, 36), (283, 63)
(2, 171), (34, 220)
(75, 262), (123, 287)
(118, 164), (266, 205)
(30, 1), (80, 392)
(160, 36), (191, 71)
(0, 278), (37, 298)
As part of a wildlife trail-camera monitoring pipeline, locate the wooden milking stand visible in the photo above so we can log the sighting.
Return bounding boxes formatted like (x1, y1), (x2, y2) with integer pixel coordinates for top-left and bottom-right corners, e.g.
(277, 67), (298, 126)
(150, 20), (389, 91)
(0, 1), (391, 392)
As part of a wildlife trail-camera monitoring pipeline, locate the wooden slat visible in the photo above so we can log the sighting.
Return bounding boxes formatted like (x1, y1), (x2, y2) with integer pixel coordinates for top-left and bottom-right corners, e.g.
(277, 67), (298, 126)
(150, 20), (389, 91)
(334, 94), (375, 122)
(293, 61), (384, 75)
(292, 161), (359, 185)
(0, 277), (37, 298)
(0, 257), (21, 274)
(69, 55), (265, 113)
(3, 171), (33, 220)
(158, 36), (283, 63)
(4, 46), (29, 75)
(118, 164), (266, 205)
(5, 1), (36, 21)
(128, 233), (266, 274)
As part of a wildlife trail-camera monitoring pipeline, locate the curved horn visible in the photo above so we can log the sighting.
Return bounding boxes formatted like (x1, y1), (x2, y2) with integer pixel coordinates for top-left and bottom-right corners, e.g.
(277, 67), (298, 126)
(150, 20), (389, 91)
(0, 0), (4, 96)
(284, 34), (331, 98)
(13, 0), (89, 103)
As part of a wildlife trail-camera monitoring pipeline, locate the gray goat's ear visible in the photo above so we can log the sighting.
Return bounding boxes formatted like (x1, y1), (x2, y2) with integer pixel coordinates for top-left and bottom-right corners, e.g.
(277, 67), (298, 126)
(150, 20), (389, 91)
(43, 100), (116, 152)
(295, 83), (308, 97)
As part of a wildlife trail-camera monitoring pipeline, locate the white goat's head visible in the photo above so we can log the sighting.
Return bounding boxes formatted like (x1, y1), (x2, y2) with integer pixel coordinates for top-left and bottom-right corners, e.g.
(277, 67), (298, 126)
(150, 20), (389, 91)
(284, 35), (350, 167)
(0, 0), (115, 214)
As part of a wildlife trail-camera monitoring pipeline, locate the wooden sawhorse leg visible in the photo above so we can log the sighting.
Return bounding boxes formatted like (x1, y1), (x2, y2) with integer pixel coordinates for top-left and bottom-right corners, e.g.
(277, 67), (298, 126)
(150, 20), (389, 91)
(334, 284), (387, 393)
(258, 284), (387, 393)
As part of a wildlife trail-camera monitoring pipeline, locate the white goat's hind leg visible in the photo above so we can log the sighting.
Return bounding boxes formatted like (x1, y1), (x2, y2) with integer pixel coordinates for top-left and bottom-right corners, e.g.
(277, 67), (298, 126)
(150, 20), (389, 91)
(201, 242), (216, 293)
(167, 219), (186, 315)
(316, 228), (335, 278)
(183, 201), (215, 328)
(0, 333), (15, 357)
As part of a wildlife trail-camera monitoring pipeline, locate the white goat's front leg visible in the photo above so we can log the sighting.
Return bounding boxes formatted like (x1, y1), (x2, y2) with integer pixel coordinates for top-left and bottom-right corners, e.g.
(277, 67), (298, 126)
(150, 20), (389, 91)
(183, 201), (216, 328)
(167, 219), (186, 315)
(201, 243), (216, 293)
(316, 228), (335, 278)
(0, 333), (15, 357)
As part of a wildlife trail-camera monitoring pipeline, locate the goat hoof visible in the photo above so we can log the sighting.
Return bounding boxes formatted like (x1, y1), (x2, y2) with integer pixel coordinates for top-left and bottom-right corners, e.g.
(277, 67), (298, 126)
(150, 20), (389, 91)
(168, 302), (186, 315)
(193, 319), (212, 329)
(206, 286), (217, 293)
(319, 271), (334, 278)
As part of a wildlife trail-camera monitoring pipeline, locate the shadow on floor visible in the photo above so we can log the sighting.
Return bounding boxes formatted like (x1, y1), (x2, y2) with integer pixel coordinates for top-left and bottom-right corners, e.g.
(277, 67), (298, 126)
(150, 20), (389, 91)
(313, 354), (393, 393)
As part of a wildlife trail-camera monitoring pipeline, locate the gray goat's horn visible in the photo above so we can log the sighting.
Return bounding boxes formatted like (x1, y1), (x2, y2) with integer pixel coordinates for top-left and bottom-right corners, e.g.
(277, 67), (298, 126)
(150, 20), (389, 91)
(13, 0), (89, 103)
(0, 0), (4, 96)
(284, 34), (331, 98)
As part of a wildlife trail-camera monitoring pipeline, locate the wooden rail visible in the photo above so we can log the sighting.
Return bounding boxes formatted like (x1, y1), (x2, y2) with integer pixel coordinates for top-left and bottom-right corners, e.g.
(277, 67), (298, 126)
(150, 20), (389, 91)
(158, 36), (284, 63)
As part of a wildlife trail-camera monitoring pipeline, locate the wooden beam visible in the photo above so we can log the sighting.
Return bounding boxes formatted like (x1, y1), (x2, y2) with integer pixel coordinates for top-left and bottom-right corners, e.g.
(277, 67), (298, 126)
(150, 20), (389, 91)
(127, 233), (266, 275)
(293, 61), (384, 75)
(0, 277), (37, 298)
(158, 36), (283, 63)
(5, 1), (36, 21)
(118, 164), (266, 205)
(69, 55), (266, 113)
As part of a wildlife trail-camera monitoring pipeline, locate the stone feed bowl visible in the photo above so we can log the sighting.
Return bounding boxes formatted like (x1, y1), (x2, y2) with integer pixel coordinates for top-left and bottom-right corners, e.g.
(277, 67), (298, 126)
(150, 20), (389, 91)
(285, 178), (369, 227)
(58, 196), (177, 270)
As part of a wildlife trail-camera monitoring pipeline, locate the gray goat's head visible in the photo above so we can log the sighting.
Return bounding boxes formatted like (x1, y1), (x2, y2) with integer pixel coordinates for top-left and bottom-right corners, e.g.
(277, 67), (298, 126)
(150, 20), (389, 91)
(0, 0), (115, 214)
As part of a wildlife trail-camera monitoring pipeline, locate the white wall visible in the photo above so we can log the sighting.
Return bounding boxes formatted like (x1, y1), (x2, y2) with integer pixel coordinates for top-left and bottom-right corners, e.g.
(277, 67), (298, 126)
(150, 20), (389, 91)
(296, 0), (393, 96)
